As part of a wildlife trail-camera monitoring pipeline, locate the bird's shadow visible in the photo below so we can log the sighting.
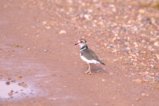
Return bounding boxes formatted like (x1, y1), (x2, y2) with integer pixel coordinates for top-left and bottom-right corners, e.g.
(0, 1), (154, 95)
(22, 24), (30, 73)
(90, 64), (107, 73)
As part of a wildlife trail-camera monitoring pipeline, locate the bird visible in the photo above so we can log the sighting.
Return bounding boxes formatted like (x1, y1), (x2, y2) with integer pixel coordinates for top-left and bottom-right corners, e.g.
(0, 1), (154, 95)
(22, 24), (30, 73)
(75, 39), (105, 74)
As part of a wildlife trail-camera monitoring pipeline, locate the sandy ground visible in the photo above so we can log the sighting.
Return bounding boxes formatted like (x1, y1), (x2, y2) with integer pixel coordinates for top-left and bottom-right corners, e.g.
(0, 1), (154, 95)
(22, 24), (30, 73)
(0, 0), (159, 106)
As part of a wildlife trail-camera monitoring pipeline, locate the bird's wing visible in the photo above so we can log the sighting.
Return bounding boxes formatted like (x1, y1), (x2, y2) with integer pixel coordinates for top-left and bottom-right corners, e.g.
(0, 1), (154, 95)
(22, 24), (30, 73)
(87, 49), (100, 60)
(81, 48), (100, 60)
(84, 49), (105, 65)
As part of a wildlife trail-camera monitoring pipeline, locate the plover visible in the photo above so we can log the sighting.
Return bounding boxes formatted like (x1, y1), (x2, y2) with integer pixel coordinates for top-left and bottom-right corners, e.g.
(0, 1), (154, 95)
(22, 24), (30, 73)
(75, 39), (105, 74)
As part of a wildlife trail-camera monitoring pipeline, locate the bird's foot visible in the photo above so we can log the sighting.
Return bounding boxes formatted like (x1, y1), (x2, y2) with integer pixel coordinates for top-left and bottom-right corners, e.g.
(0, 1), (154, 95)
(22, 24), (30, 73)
(84, 70), (92, 75)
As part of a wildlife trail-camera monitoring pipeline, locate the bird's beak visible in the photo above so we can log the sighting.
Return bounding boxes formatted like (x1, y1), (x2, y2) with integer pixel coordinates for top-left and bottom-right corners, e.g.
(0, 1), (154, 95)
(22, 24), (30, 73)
(74, 43), (78, 45)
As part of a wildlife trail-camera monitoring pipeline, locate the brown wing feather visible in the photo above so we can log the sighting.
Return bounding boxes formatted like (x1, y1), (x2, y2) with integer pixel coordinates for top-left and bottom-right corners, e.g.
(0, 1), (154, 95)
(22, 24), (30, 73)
(81, 48), (105, 65)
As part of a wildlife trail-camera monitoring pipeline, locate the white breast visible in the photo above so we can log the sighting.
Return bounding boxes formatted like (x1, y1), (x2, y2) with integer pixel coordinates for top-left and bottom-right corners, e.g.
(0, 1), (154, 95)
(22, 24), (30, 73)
(80, 55), (100, 64)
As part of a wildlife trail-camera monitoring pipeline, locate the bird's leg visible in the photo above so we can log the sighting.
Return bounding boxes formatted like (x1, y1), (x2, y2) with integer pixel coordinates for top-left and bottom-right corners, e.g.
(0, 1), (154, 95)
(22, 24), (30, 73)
(85, 63), (92, 74)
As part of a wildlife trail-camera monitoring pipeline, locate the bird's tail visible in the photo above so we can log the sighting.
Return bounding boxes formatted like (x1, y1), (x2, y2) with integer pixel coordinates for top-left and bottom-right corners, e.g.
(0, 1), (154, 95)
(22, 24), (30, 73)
(99, 60), (105, 65)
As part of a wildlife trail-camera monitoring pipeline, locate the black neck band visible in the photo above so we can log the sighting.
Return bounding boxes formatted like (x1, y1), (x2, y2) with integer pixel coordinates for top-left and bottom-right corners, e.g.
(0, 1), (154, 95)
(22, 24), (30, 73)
(80, 45), (88, 51)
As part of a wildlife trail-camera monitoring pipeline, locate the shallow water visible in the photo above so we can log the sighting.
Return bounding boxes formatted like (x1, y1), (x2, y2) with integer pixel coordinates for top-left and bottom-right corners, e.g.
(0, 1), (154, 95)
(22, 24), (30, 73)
(0, 80), (36, 99)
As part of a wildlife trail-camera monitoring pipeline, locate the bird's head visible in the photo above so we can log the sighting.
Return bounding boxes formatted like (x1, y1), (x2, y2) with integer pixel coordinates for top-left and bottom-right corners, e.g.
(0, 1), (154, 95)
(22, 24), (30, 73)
(75, 39), (87, 48)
